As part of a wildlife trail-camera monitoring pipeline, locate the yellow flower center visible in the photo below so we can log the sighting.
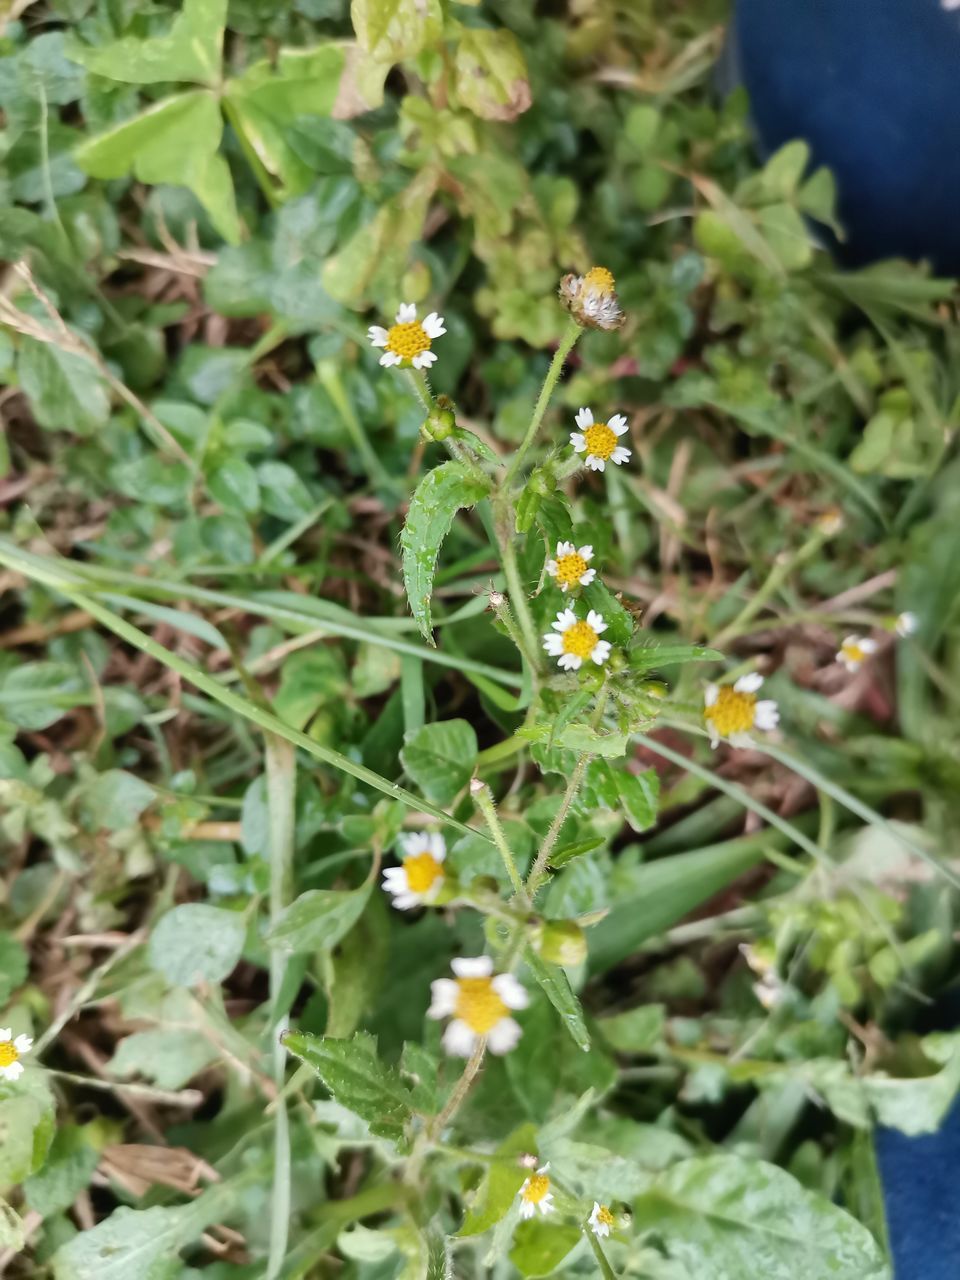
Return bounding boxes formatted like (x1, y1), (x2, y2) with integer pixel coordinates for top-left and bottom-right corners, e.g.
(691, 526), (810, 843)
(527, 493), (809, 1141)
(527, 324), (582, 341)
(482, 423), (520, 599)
(403, 851), (444, 894)
(0, 1042), (18, 1068)
(455, 977), (508, 1034)
(554, 552), (588, 589)
(583, 422), (618, 460)
(522, 1172), (551, 1204)
(386, 321), (431, 361)
(562, 620), (599, 660)
(841, 641), (865, 665)
(595, 1205), (615, 1228)
(706, 686), (756, 737)
(583, 266), (615, 295)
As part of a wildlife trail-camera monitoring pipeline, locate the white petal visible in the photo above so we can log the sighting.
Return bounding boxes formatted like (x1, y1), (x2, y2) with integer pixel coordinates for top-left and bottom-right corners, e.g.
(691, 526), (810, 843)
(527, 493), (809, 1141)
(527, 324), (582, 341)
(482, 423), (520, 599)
(428, 979), (459, 1018)
(538, 1162), (551, 1173)
(380, 351), (402, 367)
(519, 1199), (536, 1220)
(413, 350), (437, 369)
(704, 684), (719, 708)
(591, 640), (611, 665)
(558, 653), (582, 670)
(391, 892), (421, 910)
(708, 726), (720, 748)
(367, 325), (388, 347)
(442, 1019), (478, 1058)
(556, 541), (575, 558)
(578, 545), (594, 561)
(486, 1016), (522, 1055)
(575, 406), (594, 428)
(537, 1194), (555, 1215)
(0, 1030), (11, 1042)
(0, 1061), (24, 1081)
(754, 700), (780, 731)
(586, 456), (605, 472)
(545, 559), (559, 577)
(860, 638), (878, 654)
(610, 447), (631, 465)
(492, 973), (529, 1010)
(401, 831), (429, 856)
(422, 312), (446, 338)
(580, 567), (596, 586)
(543, 634), (565, 655)
(735, 672), (764, 694)
(451, 955), (494, 979)
(382, 868), (409, 890)
(570, 433), (586, 452)
(729, 732), (754, 749)
(396, 303), (417, 323)
(586, 610), (606, 632)
(608, 413), (628, 434)
(428, 833), (446, 862)
(554, 609), (578, 630)
(897, 612), (918, 636)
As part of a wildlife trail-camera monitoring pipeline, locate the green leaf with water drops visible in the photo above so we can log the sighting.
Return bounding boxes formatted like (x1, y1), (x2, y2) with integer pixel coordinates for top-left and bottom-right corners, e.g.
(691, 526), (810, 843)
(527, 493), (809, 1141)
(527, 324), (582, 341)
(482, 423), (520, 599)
(400, 461), (490, 642)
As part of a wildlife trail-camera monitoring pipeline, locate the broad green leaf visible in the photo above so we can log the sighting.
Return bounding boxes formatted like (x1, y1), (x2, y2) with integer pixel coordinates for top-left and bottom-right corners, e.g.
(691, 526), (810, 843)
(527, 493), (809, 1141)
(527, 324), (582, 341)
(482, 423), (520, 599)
(327, 893), (390, 1039)
(24, 1134), (99, 1218)
(0, 661), (84, 731)
(68, 0), (225, 86)
(147, 904), (245, 988)
(596, 1004), (665, 1053)
(523, 946), (589, 1052)
(453, 28), (532, 122)
(0, 933), (28, 1005)
(351, 0), (442, 62)
(17, 338), (110, 436)
(282, 1030), (413, 1147)
(208, 456), (259, 514)
(400, 461), (491, 641)
(633, 1155), (889, 1279)
(51, 1187), (232, 1280)
(628, 639), (723, 673)
(587, 835), (769, 974)
(274, 648), (346, 731)
(109, 1028), (219, 1091)
(75, 91), (240, 245)
(458, 1122), (537, 1236)
(0, 1072), (56, 1190)
(401, 719), (478, 805)
(83, 769), (155, 831)
(267, 880), (372, 954)
(616, 767), (659, 832)
(509, 1219), (581, 1277)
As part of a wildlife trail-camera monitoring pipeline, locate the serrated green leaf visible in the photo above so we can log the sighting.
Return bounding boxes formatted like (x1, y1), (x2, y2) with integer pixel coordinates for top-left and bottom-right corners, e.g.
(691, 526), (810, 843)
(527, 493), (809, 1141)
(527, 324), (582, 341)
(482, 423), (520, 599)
(523, 946), (589, 1052)
(68, 0), (225, 86)
(147, 904), (245, 988)
(458, 1122), (537, 1236)
(75, 91), (239, 245)
(509, 1219), (580, 1277)
(401, 719), (478, 804)
(282, 1030), (414, 1147)
(633, 1155), (889, 1279)
(267, 880), (372, 954)
(453, 28), (531, 122)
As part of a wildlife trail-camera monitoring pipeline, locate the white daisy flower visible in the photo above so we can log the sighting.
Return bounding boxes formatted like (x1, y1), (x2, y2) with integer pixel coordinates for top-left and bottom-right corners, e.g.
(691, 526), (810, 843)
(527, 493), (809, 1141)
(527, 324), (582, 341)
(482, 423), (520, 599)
(589, 1201), (615, 1238)
(559, 267), (624, 331)
(569, 407), (631, 472)
(0, 1028), (33, 1082)
(545, 541), (596, 592)
(836, 635), (878, 672)
(518, 1163), (555, 1219)
(427, 956), (528, 1057)
(543, 608), (611, 671)
(703, 672), (779, 748)
(896, 612), (918, 637)
(367, 303), (446, 370)
(382, 831), (446, 910)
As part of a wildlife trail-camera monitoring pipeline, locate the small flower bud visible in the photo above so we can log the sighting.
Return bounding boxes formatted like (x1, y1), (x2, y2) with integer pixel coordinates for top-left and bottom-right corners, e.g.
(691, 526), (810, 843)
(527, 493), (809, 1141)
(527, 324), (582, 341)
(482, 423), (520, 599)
(423, 397), (457, 442)
(469, 776), (485, 795)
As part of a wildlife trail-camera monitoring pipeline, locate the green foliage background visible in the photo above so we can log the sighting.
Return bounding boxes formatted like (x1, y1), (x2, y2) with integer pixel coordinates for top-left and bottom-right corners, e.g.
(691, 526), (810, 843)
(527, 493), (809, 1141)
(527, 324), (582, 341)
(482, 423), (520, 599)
(1, 0), (959, 1276)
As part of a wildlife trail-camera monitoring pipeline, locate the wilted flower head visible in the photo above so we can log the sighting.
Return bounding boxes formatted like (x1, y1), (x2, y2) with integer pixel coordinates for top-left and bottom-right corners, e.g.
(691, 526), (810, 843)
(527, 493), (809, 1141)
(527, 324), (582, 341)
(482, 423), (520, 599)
(559, 266), (624, 331)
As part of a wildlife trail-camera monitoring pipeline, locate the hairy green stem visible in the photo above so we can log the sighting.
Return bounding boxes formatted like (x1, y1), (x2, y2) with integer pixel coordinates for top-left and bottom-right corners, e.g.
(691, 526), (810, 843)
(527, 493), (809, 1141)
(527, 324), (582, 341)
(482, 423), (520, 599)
(472, 781), (528, 901)
(585, 1223), (620, 1279)
(505, 318), (581, 485)
(427, 1040), (486, 1142)
(265, 735), (296, 1280)
(498, 520), (541, 673)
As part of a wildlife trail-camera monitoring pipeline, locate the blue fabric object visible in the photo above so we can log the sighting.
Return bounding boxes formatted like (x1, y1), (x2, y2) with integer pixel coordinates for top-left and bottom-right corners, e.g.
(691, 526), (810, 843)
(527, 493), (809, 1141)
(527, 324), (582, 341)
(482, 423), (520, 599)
(731, 0), (960, 272)
(876, 1096), (960, 1279)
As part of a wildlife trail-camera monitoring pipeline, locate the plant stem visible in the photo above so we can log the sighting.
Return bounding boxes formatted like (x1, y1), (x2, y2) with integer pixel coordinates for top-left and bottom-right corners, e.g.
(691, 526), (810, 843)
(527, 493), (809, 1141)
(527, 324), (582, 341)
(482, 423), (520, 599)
(472, 781), (528, 901)
(427, 1041), (486, 1142)
(265, 734), (296, 1280)
(585, 1226), (620, 1279)
(505, 318), (581, 486)
(712, 526), (830, 648)
(317, 360), (395, 492)
(526, 686), (609, 896)
(498, 521), (540, 673)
